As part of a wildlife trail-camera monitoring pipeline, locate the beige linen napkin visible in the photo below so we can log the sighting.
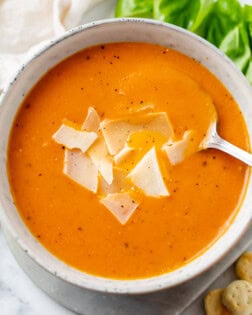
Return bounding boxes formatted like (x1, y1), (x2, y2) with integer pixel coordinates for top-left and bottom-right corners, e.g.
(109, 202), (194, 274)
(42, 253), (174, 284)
(0, 0), (105, 94)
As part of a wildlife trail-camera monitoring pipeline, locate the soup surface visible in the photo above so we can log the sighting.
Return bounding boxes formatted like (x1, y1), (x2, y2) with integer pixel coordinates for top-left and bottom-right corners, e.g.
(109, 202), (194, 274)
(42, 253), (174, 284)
(8, 43), (249, 279)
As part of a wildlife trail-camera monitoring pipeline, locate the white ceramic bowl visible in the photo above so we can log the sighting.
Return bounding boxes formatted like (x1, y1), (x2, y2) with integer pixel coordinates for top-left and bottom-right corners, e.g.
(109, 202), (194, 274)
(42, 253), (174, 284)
(0, 18), (252, 313)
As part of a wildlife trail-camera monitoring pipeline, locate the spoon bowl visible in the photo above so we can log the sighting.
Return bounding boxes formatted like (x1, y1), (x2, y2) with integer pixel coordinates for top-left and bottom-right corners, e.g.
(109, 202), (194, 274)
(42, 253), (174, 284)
(200, 121), (252, 166)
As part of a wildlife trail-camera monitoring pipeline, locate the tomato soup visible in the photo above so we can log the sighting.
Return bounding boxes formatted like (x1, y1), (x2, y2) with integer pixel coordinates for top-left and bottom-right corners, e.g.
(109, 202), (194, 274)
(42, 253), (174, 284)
(7, 43), (249, 279)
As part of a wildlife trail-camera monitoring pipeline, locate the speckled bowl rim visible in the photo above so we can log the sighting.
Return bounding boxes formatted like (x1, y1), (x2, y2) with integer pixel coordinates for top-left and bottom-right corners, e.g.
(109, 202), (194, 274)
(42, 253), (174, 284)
(0, 18), (252, 295)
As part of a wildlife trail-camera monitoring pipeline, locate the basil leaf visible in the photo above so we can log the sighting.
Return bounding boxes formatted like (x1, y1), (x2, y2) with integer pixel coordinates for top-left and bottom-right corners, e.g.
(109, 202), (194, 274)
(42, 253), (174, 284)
(192, 0), (243, 47)
(219, 23), (251, 73)
(153, 0), (200, 29)
(115, 0), (153, 18)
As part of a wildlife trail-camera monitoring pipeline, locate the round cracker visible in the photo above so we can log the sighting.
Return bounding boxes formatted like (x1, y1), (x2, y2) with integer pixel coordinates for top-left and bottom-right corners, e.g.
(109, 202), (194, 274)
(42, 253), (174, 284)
(236, 252), (252, 283)
(204, 288), (230, 315)
(222, 280), (252, 315)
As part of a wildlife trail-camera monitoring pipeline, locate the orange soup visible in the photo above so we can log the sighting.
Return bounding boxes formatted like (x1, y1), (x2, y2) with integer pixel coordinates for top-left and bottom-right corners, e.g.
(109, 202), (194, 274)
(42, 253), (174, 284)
(7, 43), (249, 279)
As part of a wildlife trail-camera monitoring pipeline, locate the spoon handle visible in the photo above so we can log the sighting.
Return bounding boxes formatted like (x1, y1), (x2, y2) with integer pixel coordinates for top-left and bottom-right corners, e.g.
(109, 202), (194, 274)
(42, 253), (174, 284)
(207, 132), (252, 166)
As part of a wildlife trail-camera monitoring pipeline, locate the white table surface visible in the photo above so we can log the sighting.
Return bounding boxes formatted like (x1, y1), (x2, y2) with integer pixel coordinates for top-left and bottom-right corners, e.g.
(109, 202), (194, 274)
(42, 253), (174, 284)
(1, 0), (252, 314)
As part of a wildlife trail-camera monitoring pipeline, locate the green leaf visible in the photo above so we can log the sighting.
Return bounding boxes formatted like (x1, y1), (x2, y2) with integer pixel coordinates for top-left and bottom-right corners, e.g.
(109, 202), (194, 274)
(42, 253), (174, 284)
(244, 8), (252, 84)
(115, 0), (153, 18)
(189, 0), (216, 32)
(243, 4), (252, 23)
(219, 23), (251, 73)
(153, 0), (200, 29)
(245, 59), (252, 85)
(192, 0), (243, 47)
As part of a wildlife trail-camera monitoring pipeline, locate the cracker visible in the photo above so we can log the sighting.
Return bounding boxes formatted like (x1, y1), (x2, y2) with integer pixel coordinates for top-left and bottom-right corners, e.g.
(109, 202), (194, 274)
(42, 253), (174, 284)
(204, 288), (230, 315)
(236, 252), (252, 283)
(222, 280), (252, 315)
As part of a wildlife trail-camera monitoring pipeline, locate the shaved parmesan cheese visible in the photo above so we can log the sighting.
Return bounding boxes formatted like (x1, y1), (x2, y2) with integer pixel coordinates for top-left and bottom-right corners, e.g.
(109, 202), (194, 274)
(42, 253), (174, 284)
(114, 145), (135, 165)
(100, 192), (139, 224)
(128, 147), (169, 197)
(99, 168), (130, 195)
(101, 112), (173, 155)
(82, 107), (100, 132)
(163, 130), (194, 165)
(64, 149), (98, 193)
(52, 124), (97, 152)
(54, 110), (175, 201)
(140, 112), (173, 137)
(82, 107), (112, 183)
(88, 137), (113, 184)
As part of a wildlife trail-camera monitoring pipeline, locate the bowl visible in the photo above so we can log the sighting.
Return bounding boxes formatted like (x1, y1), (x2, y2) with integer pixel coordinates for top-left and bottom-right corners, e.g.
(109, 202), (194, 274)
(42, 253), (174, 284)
(0, 18), (252, 313)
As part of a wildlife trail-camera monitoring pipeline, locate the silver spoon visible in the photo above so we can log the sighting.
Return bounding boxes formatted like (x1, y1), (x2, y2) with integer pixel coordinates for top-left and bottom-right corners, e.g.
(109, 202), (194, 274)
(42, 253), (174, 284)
(200, 121), (252, 166)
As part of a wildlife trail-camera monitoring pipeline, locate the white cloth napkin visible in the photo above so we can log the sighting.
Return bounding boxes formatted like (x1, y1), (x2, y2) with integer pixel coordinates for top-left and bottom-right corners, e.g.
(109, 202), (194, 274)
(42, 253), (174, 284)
(0, 0), (105, 94)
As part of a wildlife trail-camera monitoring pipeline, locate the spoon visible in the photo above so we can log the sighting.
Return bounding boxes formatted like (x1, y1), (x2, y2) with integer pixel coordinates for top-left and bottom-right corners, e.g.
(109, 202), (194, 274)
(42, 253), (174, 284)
(200, 121), (252, 166)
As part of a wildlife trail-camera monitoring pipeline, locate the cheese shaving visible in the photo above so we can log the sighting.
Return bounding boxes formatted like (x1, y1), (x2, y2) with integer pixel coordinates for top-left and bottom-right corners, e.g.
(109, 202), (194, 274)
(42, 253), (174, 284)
(100, 192), (139, 224)
(163, 130), (194, 165)
(88, 137), (113, 184)
(99, 168), (130, 196)
(63, 149), (98, 193)
(53, 123), (97, 152)
(82, 106), (100, 132)
(81, 107), (113, 184)
(128, 147), (169, 197)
